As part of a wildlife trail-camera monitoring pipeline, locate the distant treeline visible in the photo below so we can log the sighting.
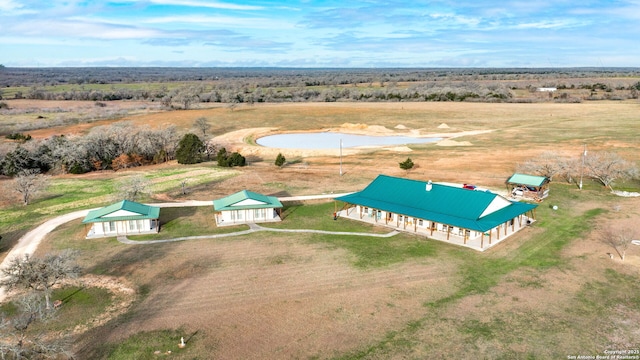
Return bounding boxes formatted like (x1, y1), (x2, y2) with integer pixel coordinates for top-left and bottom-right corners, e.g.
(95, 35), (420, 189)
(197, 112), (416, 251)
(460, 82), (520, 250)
(1, 67), (639, 104)
(3, 67), (640, 87)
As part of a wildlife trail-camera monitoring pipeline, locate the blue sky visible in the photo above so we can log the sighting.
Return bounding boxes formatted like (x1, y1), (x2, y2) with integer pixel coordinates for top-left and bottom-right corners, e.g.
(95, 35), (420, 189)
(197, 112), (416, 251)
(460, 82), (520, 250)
(1, 0), (639, 67)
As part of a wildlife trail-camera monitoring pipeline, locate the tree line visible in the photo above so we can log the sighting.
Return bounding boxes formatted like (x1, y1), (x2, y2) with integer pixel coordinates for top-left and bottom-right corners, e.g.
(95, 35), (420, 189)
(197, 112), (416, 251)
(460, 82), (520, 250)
(516, 150), (638, 190)
(0, 119), (246, 179)
(2, 67), (640, 105)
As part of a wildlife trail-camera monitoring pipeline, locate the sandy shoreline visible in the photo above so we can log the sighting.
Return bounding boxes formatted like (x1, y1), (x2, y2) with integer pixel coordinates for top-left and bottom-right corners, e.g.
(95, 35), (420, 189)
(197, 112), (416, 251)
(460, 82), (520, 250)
(212, 123), (493, 157)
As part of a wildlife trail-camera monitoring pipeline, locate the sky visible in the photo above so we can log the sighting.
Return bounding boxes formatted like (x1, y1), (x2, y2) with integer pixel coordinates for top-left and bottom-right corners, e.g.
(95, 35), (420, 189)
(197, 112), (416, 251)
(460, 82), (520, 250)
(1, 0), (639, 68)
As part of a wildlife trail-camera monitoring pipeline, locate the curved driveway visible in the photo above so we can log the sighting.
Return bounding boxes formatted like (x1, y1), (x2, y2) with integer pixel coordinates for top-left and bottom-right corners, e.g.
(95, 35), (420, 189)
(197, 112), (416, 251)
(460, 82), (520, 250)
(0, 193), (389, 302)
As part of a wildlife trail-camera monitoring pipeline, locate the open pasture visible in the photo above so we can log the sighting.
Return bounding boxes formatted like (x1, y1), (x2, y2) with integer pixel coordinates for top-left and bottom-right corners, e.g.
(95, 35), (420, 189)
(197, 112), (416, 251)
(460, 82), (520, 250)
(2, 98), (640, 359)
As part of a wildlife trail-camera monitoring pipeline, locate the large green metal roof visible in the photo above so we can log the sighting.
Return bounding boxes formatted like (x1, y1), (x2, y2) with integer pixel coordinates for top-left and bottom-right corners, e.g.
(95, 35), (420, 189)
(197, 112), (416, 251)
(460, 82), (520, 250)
(336, 175), (537, 232)
(507, 173), (549, 187)
(213, 190), (283, 211)
(82, 200), (160, 223)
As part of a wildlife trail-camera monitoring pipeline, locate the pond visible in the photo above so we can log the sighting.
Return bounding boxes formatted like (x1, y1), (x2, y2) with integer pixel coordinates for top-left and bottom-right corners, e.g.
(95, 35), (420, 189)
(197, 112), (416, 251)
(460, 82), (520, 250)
(256, 132), (442, 149)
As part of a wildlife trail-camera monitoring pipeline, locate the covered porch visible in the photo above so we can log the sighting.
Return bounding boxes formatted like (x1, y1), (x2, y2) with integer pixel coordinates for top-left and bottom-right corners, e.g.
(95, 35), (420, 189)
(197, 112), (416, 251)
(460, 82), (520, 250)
(337, 204), (536, 252)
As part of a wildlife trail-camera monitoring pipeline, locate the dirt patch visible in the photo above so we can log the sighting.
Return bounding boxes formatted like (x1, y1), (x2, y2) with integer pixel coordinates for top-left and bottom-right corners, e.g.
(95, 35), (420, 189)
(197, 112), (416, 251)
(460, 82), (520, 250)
(83, 236), (459, 358)
(70, 275), (136, 334)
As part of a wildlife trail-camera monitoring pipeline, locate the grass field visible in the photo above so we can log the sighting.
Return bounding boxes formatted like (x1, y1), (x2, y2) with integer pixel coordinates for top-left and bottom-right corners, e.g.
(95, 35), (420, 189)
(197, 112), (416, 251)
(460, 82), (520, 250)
(1, 98), (640, 359)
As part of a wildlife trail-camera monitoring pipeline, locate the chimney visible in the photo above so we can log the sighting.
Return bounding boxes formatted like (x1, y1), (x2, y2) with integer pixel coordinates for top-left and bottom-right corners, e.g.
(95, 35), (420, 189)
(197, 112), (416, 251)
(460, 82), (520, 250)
(425, 180), (432, 191)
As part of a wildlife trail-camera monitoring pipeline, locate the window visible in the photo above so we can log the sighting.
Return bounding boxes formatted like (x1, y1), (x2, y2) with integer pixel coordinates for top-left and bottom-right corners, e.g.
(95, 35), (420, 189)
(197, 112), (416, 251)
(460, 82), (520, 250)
(129, 221), (136, 231)
(364, 207), (369, 214)
(109, 221), (116, 232)
(236, 210), (243, 220)
(418, 219), (424, 226)
(254, 209), (266, 219)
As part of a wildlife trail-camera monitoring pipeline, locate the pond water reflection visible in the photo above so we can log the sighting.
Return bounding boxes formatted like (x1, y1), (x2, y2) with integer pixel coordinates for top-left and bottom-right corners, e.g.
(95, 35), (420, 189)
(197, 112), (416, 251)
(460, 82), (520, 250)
(256, 132), (442, 149)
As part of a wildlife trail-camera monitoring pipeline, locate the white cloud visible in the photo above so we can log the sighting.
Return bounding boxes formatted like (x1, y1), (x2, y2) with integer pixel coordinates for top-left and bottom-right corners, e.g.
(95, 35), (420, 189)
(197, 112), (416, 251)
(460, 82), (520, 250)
(142, 15), (294, 30)
(148, 0), (263, 11)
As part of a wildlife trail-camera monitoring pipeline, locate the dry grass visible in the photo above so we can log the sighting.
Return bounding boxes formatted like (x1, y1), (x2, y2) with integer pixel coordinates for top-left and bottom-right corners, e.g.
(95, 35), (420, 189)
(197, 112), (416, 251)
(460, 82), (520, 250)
(4, 98), (640, 359)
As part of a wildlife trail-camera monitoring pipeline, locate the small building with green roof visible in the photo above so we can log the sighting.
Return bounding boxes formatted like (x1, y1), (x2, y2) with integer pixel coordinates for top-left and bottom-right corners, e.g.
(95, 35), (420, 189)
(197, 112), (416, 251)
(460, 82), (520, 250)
(82, 200), (160, 238)
(213, 190), (283, 226)
(335, 175), (538, 251)
(506, 173), (550, 201)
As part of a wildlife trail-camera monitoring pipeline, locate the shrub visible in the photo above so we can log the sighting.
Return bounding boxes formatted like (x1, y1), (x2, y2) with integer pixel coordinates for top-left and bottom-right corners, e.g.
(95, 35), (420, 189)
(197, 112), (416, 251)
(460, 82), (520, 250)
(275, 153), (286, 167)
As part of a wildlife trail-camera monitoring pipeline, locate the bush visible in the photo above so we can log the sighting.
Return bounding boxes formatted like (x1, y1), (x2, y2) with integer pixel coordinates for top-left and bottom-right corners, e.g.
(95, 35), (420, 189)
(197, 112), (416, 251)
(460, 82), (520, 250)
(217, 147), (246, 167)
(399, 157), (414, 171)
(5, 132), (32, 141)
(275, 153), (286, 167)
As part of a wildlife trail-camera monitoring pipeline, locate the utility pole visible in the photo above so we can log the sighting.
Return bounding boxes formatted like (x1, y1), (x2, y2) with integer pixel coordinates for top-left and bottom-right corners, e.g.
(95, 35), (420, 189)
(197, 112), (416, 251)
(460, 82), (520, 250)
(579, 144), (587, 190)
(339, 139), (343, 176)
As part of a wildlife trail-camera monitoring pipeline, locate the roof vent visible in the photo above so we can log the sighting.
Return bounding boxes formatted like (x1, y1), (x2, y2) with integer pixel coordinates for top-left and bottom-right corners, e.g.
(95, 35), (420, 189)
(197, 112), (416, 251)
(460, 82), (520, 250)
(426, 180), (433, 191)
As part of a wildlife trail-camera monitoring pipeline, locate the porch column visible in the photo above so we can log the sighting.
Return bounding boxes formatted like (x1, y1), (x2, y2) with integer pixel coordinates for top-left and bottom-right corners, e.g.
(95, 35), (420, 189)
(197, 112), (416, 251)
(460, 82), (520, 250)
(446, 226), (450, 241)
(414, 218), (417, 232)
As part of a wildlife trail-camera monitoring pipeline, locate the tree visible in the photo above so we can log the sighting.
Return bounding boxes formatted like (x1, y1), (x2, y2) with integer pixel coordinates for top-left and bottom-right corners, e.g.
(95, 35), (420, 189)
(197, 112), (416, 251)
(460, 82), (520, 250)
(216, 147), (228, 166)
(216, 147), (246, 167)
(584, 151), (638, 190)
(516, 151), (563, 181)
(14, 169), (49, 205)
(0, 250), (81, 310)
(399, 157), (414, 172)
(179, 178), (189, 195)
(600, 220), (638, 261)
(193, 117), (212, 140)
(1, 293), (74, 359)
(275, 153), (286, 167)
(118, 175), (152, 201)
(176, 133), (205, 165)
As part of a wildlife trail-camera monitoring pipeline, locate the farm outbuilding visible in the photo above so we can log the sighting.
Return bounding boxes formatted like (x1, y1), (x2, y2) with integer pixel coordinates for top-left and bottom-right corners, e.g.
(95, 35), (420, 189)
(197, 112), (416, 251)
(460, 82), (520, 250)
(213, 190), (283, 226)
(335, 175), (538, 251)
(82, 200), (160, 238)
(506, 173), (550, 201)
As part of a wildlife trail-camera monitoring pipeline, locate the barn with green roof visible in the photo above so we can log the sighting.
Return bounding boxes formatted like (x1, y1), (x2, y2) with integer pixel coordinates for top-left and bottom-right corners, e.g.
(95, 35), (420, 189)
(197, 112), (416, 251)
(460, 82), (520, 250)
(335, 175), (538, 251)
(213, 190), (283, 226)
(82, 200), (160, 238)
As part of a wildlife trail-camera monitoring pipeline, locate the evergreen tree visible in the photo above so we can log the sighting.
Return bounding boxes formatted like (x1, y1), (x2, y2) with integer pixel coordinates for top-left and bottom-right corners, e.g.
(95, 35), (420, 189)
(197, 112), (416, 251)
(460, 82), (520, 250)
(399, 157), (414, 172)
(176, 133), (204, 164)
(275, 153), (286, 167)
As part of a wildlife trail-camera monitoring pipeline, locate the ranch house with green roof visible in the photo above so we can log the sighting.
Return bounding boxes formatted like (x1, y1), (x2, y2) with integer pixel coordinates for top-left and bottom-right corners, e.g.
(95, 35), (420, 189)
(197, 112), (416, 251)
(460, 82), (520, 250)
(82, 200), (160, 238)
(213, 190), (283, 226)
(336, 175), (538, 251)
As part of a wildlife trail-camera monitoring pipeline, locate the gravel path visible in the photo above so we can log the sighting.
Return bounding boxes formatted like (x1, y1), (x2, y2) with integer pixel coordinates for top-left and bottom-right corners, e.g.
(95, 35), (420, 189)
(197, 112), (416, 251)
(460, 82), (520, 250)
(116, 222), (398, 245)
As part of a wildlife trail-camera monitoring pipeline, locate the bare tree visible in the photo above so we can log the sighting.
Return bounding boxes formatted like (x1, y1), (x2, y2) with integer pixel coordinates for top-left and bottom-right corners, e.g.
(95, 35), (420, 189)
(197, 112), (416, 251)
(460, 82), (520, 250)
(13, 169), (49, 205)
(180, 178), (189, 195)
(0, 292), (74, 359)
(584, 151), (638, 190)
(118, 175), (152, 201)
(0, 250), (81, 310)
(193, 117), (212, 140)
(516, 151), (563, 181)
(600, 220), (638, 261)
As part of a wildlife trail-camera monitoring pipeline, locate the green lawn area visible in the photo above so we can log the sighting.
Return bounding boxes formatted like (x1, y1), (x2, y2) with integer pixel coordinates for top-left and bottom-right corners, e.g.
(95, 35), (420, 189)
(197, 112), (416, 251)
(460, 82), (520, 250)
(127, 206), (248, 241)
